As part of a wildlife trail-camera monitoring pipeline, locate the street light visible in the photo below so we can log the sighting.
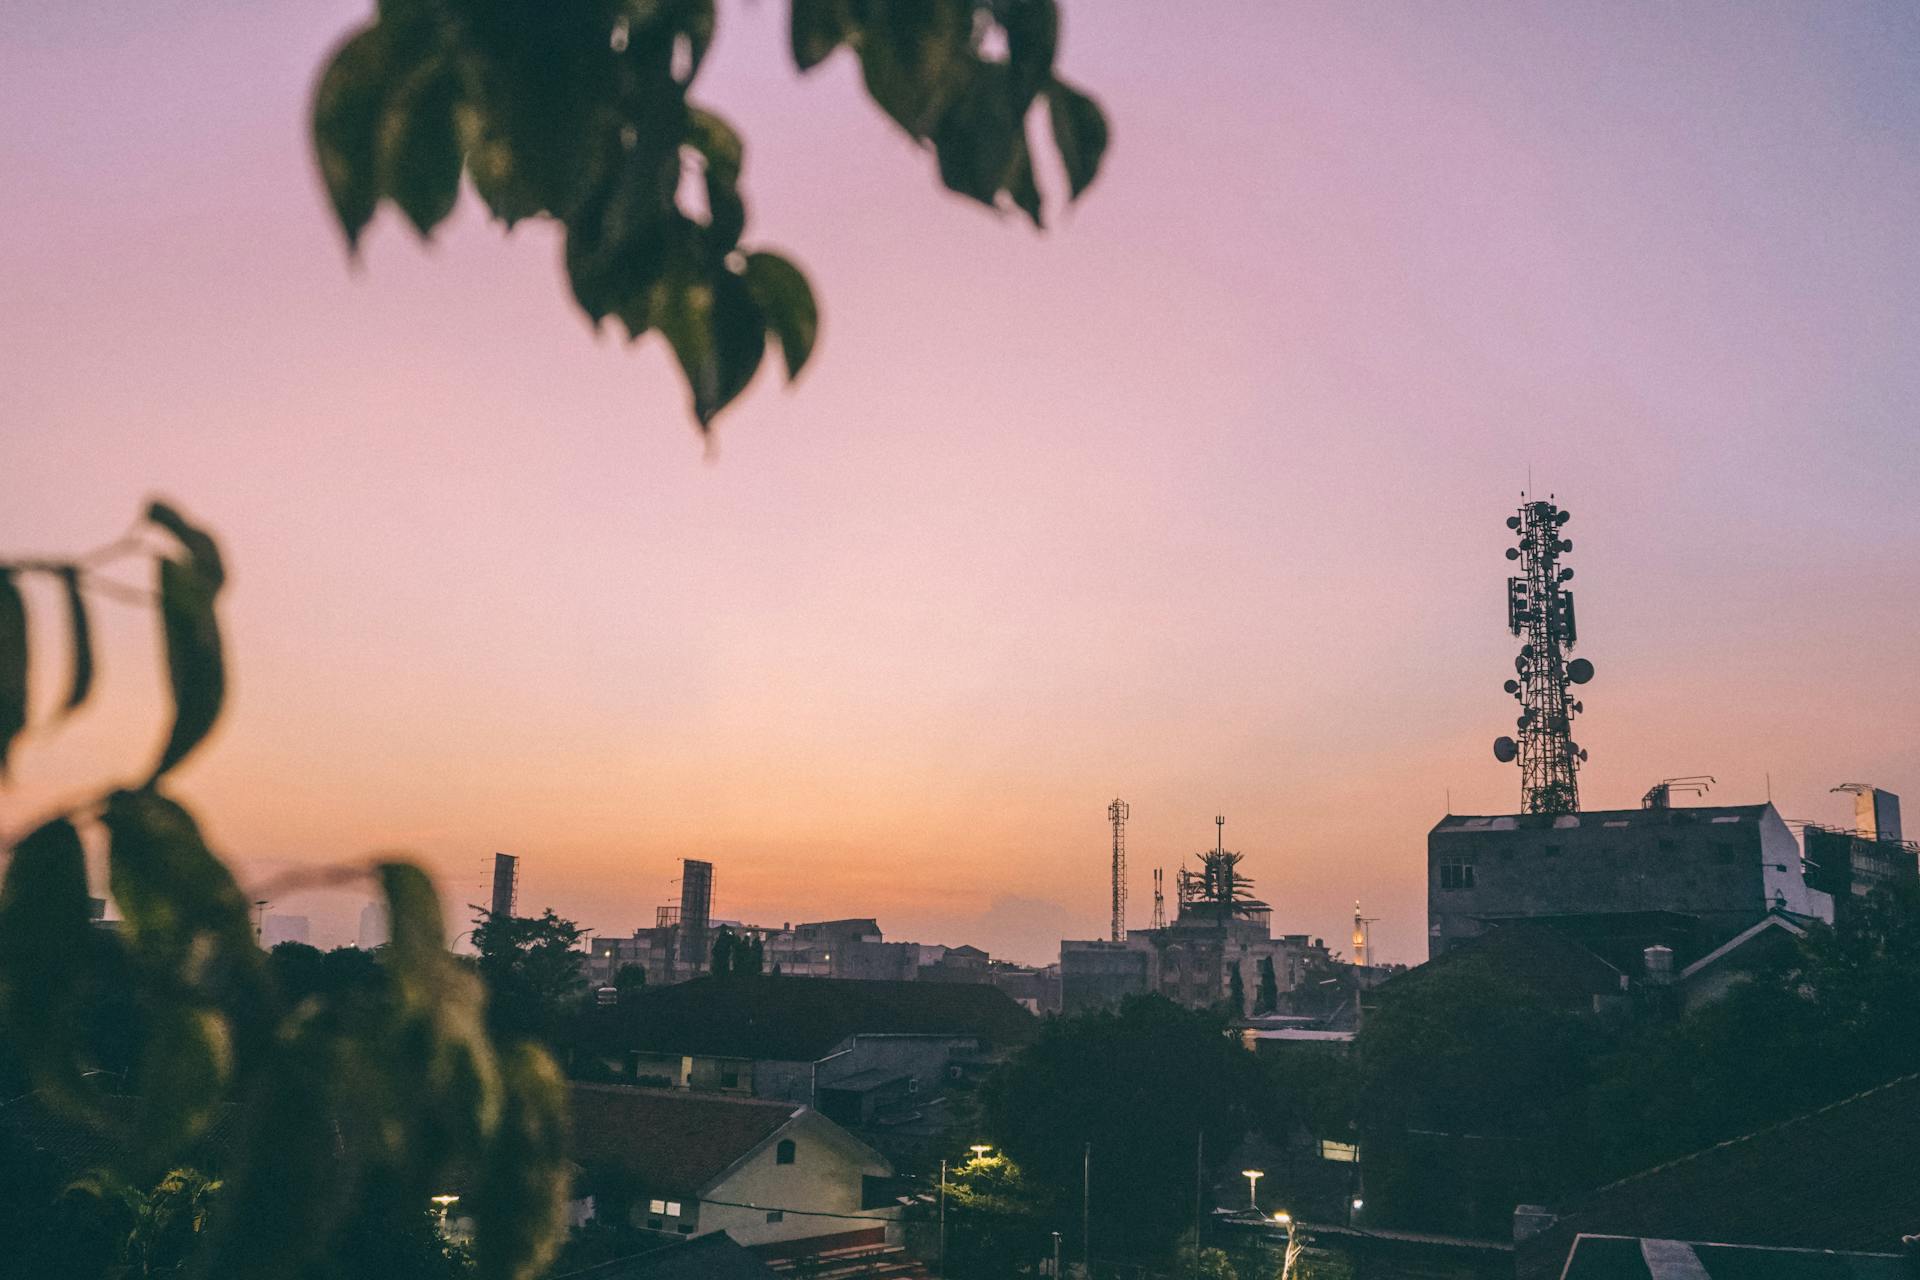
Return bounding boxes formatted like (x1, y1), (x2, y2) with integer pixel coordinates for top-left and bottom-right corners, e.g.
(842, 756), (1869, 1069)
(970, 1144), (991, 1160)
(1241, 1169), (1263, 1210)
(1273, 1211), (1300, 1280)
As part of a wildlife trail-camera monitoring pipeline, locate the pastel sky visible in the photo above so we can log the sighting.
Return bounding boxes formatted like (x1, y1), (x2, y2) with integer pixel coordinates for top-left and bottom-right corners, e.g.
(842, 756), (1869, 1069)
(3, 2), (1917, 963)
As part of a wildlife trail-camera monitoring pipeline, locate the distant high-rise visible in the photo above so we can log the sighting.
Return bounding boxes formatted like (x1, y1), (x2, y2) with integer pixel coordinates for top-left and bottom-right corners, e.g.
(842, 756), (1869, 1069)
(490, 852), (519, 919)
(358, 901), (389, 950)
(679, 859), (714, 967)
(262, 914), (311, 949)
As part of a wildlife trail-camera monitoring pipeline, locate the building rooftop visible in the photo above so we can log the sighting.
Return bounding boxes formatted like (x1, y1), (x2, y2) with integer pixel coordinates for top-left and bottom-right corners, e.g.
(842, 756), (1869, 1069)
(1432, 804), (1774, 835)
(583, 974), (1038, 1062)
(553, 1230), (783, 1280)
(1518, 1073), (1920, 1278)
(569, 1084), (800, 1195)
(1381, 923), (1625, 1006)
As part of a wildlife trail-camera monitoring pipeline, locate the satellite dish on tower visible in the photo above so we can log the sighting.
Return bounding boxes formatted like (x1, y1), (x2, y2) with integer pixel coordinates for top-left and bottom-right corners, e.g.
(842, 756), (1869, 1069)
(1568, 658), (1594, 684)
(1493, 736), (1518, 763)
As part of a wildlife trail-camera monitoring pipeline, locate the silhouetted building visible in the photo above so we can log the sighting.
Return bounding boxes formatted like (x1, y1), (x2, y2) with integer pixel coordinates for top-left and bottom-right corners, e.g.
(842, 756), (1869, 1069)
(1428, 802), (1832, 969)
(579, 975), (1035, 1113)
(1802, 799), (1918, 921)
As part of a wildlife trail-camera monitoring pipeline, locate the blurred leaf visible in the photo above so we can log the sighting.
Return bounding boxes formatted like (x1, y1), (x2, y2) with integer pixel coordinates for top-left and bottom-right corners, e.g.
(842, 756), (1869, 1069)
(998, 0), (1059, 107)
(791, 0), (848, 70)
(0, 817), (95, 1104)
(312, 23), (393, 250)
(146, 503), (226, 782)
(0, 569), (24, 776)
(147, 500), (226, 590)
(672, 0), (719, 83)
(853, 0), (973, 139)
(379, 58), (465, 237)
(103, 789), (253, 962)
(657, 270), (767, 427)
(932, 62), (1021, 207)
(743, 251), (819, 380)
(58, 566), (94, 715)
(472, 1043), (571, 1280)
(201, 1040), (349, 1280)
(135, 1006), (233, 1168)
(1047, 76), (1107, 199)
(380, 860), (447, 964)
(689, 108), (745, 253)
(1006, 137), (1043, 227)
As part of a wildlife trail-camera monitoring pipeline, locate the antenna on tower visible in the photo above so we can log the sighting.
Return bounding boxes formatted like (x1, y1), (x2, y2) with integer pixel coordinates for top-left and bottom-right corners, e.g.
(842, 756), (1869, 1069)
(1151, 868), (1166, 931)
(1491, 493), (1595, 814)
(1108, 799), (1130, 942)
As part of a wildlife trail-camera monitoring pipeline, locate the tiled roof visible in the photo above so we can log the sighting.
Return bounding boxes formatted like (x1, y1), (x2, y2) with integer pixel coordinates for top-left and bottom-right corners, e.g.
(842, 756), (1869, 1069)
(1518, 1073), (1920, 1279)
(570, 1084), (798, 1195)
(583, 975), (1037, 1063)
(1381, 924), (1624, 1004)
(555, 1232), (782, 1280)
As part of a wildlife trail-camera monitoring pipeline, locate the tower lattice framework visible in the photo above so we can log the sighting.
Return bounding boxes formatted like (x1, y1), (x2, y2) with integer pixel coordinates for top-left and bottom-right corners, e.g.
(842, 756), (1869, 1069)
(1495, 495), (1595, 814)
(1108, 798), (1129, 942)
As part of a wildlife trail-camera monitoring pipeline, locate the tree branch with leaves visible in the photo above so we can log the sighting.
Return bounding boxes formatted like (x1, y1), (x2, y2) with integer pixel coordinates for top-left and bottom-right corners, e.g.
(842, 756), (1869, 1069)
(312, 0), (1109, 430)
(0, 505), (570, 1280)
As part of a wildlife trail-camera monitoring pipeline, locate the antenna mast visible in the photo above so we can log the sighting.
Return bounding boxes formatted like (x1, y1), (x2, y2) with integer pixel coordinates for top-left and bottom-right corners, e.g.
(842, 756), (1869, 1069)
(1151, 868), (1166, 931)
(1108, 799), (1130, 942)
(1492, 494), (1596, 814)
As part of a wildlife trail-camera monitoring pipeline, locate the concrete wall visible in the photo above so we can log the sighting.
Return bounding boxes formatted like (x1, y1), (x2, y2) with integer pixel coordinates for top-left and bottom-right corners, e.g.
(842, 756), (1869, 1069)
(1060, 941), (1150, 1013)
(1427, 805), (1821, 963)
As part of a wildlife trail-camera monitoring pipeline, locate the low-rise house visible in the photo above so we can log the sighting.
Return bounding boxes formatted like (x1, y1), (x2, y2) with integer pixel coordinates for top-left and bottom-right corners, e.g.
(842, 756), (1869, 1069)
(569, 1085), (902, 1255)
(579, 975), (1034, 1110)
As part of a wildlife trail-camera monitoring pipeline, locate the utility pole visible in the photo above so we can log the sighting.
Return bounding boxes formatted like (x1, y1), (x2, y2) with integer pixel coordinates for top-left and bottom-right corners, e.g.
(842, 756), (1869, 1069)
(1082, 1142), (1091, 1276)
(1193, 1131), (1204, 1247)
(937, 1158), (947, 1279)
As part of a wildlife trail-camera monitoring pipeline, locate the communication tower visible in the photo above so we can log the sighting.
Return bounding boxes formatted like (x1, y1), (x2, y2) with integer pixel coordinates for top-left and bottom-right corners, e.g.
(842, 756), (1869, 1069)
(1108, 798), (1130, 942)
(1151, 868), (1166, 931)
(1492, 495), (1596, 814)
(1352, 901), (1377, 966)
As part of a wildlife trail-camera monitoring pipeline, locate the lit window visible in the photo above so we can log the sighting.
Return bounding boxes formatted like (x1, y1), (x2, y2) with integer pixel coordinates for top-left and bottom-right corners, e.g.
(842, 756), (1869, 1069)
(664, 1201), (682, 1216)
(1438, 860), (1476, 890)
(648, 1199), (666, 1215)
(1320, 1139), (1359, 1162)
(776, 1139), (796, 1165)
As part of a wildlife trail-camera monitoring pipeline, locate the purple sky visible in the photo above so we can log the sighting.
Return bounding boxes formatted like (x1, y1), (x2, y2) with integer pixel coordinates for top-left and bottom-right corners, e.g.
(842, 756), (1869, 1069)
(3, 2), (1917, 963)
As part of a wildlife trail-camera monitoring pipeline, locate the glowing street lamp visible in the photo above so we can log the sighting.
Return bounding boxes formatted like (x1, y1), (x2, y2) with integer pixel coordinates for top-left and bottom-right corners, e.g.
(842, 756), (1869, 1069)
(970, 1144), (992, 1159)
(1241, 1169), (1263, 1209)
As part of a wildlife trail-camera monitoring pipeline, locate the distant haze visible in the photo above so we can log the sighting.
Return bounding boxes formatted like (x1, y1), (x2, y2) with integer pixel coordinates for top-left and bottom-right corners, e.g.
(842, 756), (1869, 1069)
(4, 3), (1917, 967)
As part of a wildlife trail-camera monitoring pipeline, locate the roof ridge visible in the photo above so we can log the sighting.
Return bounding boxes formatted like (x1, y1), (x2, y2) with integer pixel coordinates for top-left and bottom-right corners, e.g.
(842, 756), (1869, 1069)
(1570, 1070), (1920, 1205)
(571, 1082), (798, 1112)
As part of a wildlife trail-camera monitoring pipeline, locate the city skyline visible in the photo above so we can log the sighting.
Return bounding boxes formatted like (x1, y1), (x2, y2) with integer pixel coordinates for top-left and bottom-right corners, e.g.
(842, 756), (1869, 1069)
(6, 2), (1919, 966)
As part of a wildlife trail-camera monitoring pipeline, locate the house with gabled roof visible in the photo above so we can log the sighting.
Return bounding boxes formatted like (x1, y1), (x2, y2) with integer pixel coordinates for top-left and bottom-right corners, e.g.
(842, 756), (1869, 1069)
(568, 1084), (908, 1257)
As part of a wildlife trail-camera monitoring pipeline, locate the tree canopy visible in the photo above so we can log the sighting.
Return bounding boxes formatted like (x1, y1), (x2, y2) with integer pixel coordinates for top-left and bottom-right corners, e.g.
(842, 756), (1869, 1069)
(979, 995), (1265, 1257)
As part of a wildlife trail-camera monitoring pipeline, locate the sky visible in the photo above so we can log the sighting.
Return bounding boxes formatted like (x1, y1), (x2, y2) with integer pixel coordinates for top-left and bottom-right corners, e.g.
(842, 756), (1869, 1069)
(2, 2), (1918, 964)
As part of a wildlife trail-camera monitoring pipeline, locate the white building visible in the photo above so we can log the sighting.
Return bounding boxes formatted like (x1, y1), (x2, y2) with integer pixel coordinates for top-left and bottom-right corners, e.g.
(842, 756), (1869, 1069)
(566, 1085), (901, 1254)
